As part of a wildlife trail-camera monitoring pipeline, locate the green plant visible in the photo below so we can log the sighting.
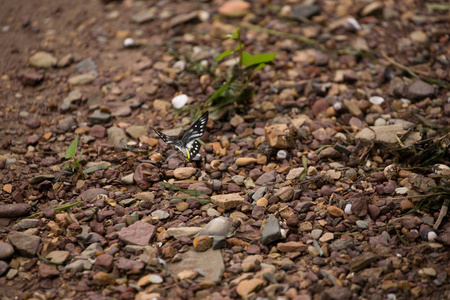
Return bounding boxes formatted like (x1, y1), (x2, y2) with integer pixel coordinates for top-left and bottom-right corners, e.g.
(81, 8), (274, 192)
(207, 27), (277, 118)
(62, 134), (84, 179)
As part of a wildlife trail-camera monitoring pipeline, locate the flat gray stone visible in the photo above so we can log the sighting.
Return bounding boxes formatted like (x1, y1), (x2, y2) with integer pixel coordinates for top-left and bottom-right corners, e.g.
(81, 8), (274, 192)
(255, 170), (277, 185)
(119, 221), (155, 246)
(261, 216), (283, 245)
(8, 232), (41, 257)
(107, 127), (128, 148)
(408, 80), (434, 101)
(168, 248), (224, 283)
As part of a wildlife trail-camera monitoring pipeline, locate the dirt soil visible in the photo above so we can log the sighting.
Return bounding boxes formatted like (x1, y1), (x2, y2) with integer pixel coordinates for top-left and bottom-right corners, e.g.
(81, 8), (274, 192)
(0, 0), (449, 299)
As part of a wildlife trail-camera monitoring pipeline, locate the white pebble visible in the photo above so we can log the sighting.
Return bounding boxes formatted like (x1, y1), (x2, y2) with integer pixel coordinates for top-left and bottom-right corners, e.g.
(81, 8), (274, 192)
(428, 231), (437, 242)
(277, 150), (287, 160)
(344, 203), (352, 215)
(123, 38), (135, 47)
(172, 94), (189, 109)
(173, 60), (186, 71)
(344, 17), (361, 31)
(369, 96), (385, 105)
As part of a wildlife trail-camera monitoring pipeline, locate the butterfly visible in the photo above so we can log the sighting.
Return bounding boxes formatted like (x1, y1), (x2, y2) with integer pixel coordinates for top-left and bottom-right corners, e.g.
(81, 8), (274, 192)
(152, 111), (208, 161)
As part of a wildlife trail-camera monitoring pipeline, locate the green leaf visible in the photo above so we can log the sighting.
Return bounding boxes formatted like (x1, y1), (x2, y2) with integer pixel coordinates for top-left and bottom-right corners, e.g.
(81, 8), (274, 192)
(227, 27), (241, 40)
(65, 135), (79, 159)
(61, 162), (70, 172)
(216, 50), (233, 62)
(233, 43), (244, 52)
(208, 81), (230, 104)
(254, 63), (266, 70)
(241, 51), (277, 67)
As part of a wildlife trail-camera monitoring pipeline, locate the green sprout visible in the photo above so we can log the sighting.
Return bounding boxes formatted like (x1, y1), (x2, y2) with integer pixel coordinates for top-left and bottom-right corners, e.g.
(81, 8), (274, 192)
(62, 134), (84, 179)
(208, 27), (277, 117)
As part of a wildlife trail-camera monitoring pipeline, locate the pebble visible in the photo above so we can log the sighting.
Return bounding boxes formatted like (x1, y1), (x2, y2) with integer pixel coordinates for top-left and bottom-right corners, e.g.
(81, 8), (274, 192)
(0, 203), (31, 218)
(107, 127), (128, 148)
(356, 220), (369, 229)
(172, 94), (189, 109)
(236, 278), (265, 298)
(255, 170), (277, 185)
(13, 219), (39, 230)
(193, 235), (213, 252)
(276, 150), (287, 160)
(319, 232), (334, 242)
(0, 242), (15, 260)
(121, 173), (134, 184)
(369, 96), (385, 105)
(68, 72), (97, 85)
(46, 251), (70, 264)
(151, 210), (170, 220)
(407, 81), (434, 101)
(210, 193), (245, 210)
(8, 232), (41, 257)
(327, 206), (344, 217)
(218, 0), (250, 17)
(330, 238), (355, 252)
(89, 109), (111, 124)
(174, 167), (197, 179)
(118, 221), (155, 246)
(286, 167), (304, 180)
(196, 217), (231, 237)
(261, 216), (282, 245)
(29, 51), (57, 68)
(311, 229), (323, 240)
(236, 157), (257, 166)
(275, 186), (294, 201)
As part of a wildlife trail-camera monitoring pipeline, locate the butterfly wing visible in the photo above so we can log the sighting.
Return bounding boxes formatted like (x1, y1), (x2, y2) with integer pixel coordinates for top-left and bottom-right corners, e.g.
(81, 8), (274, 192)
(152, 127), (176, 145)
(185, 140), (201, 160)
(181, 111), (208, 145)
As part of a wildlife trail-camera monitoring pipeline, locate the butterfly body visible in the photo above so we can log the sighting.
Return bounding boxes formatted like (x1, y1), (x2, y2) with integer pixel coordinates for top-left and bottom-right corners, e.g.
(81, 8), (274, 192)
(152, 112), (208, 161)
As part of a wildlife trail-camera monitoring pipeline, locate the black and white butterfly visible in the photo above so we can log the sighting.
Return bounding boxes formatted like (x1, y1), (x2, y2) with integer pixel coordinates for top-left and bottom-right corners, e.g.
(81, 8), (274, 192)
(152, 111), (208, 161)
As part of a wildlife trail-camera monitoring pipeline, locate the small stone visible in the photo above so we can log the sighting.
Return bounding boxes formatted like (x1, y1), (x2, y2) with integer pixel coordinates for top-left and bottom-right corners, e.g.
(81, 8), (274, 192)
(197, 217), (232, 237)
(107, 127), (128, 148)
(118, 221), (155, 246)
(121, 173), (134, 185)
(369, 96), (385, 105)
(327, 206), (344, 217)
(0, 242), (15, 260)
(330, 238), (355, 252)
(89, 109), (111, 124)
(27, 117), (41, 129)
(286, 167), (304, 180)
(68, 72), (97, 85)
(311, 229), (323, 240)
(193, 236), (213, 252)
(236, 157), (257, 166)
(319, 232), (334, 242)
(236, 278), (266, 298)
(276, 150), (287, 160)
(277, 241), (308, 252)
(29, 51), (57, 68)
(8, 232), (41, 257)
(255, 170), (277, 185)
(400, 199), (414, 211)
(13, 219), (39, 230)
(350, 252), (377, 272)
(356, 220), (369, 229)
(275, 187), (294, 202)
(256, 197), (268, 207)
(261, 216), (282, 245)
(174, 167), (197, 179)
(210, 193), (245, 210)
(292, 4), (320, 20)
(321, 286), (352, 300)
(218, 0), (250, 17)
(93, 271), (116, 286)
(46, 251), (70, 264)
(126, 125), (147, 139)
(408, 81), (434, 101)
(39, 263), (60, 278)
(172, 94), (189, 109)
(151, 210), (170, 220)
(132, 9), (155, 24)
(0, 261), (9, 276)
(0, 203), (31, 218)
(167, 227), (202, 239)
